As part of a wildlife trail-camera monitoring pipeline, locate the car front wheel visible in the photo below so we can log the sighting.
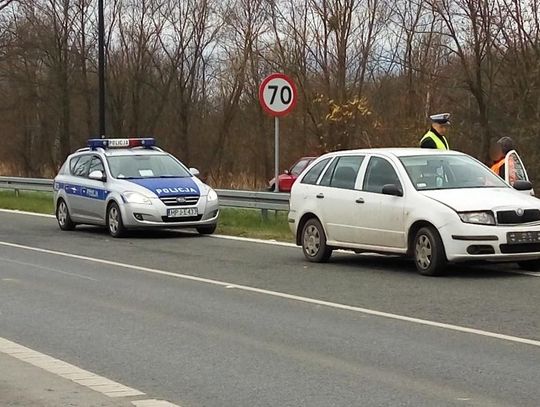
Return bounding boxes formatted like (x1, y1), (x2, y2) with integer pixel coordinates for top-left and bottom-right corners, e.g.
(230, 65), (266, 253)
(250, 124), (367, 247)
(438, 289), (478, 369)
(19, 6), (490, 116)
(413, 226), (446, 276)
(301, 218), (332, 263)
(56, 199), (76, 231)
(107, 202), (126, 238)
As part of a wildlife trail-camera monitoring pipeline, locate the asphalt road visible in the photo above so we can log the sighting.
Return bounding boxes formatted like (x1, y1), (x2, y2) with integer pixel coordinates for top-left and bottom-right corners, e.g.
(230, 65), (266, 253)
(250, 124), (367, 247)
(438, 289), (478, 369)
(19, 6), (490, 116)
(1, 211), (539, 406)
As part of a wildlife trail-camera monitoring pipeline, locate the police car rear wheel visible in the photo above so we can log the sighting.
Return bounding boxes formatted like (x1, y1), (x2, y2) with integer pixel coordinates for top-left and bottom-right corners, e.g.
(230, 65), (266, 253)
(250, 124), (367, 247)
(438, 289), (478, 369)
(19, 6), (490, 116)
(56, 199), (75, 231)
(414, 227), (446, 276)
(301, 218), (332, 263)
(107, 202), (126, 238)
(197, 224), (217, 235)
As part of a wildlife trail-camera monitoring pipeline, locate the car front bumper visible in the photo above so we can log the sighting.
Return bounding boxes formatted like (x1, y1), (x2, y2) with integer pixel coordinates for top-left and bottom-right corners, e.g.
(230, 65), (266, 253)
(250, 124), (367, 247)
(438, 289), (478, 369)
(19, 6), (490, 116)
(439, 221), (540, 262)
(120, 197), (219, 229)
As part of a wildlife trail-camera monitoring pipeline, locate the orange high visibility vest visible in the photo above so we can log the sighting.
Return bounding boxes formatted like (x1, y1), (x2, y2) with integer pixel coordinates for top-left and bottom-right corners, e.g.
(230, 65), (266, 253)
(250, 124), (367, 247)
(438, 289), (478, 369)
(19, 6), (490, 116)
(491, 158), (505, 177)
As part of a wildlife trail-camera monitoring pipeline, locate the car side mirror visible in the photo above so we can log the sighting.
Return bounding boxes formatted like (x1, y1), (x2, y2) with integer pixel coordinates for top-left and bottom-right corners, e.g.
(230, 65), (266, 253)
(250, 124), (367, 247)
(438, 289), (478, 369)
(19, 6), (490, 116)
(189, 167), (200, 177)
(89, 170), (106, 181)
(382, 184), (403, 197)
(284, 169), (290, 175)
(513, 180), (533, 191)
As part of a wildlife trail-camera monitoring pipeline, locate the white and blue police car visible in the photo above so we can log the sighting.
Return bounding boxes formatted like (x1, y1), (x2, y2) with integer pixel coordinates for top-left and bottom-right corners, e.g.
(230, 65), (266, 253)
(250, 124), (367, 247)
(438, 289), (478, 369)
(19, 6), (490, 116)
(53, 138), (219, 237)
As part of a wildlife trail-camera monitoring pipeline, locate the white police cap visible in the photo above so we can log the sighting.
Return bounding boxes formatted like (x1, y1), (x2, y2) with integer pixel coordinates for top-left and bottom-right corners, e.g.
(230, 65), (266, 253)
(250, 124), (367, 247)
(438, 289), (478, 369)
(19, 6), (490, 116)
(429, 113), (451, 125)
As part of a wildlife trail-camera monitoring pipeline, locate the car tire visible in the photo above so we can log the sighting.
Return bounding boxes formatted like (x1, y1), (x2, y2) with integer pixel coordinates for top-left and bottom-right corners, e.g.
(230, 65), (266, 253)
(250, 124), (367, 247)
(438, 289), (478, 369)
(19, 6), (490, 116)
(107, 202), (126, 238)
(197, 224), (217, 235)
(56, 199), (76, 231)
(517, 259), (540, 271)
(301, 218), (332, 263)
(413, 226), (447, 276)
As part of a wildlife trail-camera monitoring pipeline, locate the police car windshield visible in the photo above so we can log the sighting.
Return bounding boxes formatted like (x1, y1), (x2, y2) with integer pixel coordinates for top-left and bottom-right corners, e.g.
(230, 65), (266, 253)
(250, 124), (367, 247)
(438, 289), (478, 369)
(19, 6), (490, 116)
(400, 155), (508, 191)
(107, 154), (191, 179)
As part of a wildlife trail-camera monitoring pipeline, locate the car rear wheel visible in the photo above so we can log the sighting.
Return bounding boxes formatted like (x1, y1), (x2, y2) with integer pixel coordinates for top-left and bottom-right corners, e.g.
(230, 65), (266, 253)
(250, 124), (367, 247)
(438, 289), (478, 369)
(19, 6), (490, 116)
(197, 224), (217, 235)
(56, 199), (75, 231)
(107, 202), (126, 238)
(301, 218), (332, 263)
(414, 227), (446, 276)
(518, 259), (540, 271)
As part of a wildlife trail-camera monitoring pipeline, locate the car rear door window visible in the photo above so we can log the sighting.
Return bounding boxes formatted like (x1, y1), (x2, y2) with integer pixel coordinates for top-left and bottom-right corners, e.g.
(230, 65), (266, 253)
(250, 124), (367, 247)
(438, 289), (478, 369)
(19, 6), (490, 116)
(71, 155), (92, 178)
(363, 157), (402, 193)
(327, 156), (364, 189)
(301, 158), (331, 185)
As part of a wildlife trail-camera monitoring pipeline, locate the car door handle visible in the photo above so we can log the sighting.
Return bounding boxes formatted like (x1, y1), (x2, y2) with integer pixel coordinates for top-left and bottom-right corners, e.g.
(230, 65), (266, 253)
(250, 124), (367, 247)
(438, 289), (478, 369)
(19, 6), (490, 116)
(316, 193), (324, 199)
(355, 197), (365, 204)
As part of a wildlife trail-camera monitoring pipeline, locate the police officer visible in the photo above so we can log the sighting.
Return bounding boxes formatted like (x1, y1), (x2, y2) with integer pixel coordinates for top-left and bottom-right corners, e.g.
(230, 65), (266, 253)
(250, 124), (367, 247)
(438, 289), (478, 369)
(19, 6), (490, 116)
(420, 113), (451, 150)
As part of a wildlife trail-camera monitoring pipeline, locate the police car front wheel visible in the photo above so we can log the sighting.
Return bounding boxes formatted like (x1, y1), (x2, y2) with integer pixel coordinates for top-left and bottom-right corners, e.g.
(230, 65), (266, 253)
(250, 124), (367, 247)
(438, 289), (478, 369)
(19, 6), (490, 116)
(56, 199), (76, 231)
(107, 202), (126, 238)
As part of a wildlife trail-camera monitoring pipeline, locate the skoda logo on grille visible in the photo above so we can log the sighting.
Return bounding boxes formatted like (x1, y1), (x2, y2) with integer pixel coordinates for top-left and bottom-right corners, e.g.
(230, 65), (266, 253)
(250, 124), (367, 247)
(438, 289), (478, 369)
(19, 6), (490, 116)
(176, 197), (186, 203)
(516, 208), (524, 216)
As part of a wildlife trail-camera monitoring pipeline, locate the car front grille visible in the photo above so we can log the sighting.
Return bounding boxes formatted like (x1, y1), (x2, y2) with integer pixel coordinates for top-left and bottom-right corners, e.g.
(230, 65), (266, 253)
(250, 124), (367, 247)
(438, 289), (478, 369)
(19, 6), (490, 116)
(496, 209), (540, 225)
(161, 215), (203, 223)
(160, 195), (199, 207)
(500, 243), (540, 254)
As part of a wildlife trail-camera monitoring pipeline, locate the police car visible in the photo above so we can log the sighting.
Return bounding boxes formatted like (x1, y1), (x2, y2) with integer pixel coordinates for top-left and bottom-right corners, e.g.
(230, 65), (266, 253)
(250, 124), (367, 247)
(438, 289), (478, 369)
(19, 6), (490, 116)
(289, 148), (540, 276)
(53, 138), (219, 237)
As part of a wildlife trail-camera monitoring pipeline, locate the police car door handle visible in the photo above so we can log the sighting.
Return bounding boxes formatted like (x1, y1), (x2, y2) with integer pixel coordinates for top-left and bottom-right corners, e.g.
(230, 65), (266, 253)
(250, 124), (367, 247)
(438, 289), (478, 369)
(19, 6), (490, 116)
(316, 193), (324, 199)
(355, 197), (365, 204)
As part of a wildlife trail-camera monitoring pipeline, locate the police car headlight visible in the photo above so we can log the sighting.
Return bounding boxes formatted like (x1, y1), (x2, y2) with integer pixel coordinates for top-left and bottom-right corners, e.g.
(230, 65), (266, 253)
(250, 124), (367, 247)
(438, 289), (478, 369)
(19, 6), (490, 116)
(458, 211), (495, 225)
(207, 189), (218, 202)
(123, 191), (152, 205)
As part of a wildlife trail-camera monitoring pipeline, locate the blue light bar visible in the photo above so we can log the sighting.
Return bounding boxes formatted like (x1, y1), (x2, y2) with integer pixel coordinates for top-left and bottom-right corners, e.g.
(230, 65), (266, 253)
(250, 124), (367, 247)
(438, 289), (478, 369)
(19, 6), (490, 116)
(87, 138), (156, 150)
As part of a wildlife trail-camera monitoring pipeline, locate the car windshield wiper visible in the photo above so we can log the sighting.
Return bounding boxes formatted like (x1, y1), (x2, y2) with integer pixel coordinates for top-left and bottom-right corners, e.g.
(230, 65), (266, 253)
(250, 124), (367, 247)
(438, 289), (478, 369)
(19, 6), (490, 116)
(118, 176), (143, 179)
(157, 175), (187, 178)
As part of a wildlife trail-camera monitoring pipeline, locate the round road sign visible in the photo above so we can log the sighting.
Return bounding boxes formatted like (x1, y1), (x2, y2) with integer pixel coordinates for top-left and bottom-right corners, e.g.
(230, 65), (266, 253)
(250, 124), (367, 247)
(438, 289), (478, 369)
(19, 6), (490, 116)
(259, 73), (297, 117)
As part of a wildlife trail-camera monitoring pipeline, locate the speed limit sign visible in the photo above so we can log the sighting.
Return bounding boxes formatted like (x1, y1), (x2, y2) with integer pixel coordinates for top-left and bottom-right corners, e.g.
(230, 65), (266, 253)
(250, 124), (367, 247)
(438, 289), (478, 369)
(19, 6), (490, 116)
(259, 73), (297, 117)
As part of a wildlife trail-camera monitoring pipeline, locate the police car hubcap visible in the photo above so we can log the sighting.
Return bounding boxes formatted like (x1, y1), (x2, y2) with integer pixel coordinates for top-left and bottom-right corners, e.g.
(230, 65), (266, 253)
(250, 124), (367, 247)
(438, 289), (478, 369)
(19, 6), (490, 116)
(58, 203), (67, 225)
(109, 208), (119, 233)
(304, 225), (320, 256)
(416, 235), (432, 269)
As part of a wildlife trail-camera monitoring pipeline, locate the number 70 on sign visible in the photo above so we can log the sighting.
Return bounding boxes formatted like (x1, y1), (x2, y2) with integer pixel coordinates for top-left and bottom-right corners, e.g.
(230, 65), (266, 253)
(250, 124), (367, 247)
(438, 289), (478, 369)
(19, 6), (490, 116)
(259, 73), (297, 117)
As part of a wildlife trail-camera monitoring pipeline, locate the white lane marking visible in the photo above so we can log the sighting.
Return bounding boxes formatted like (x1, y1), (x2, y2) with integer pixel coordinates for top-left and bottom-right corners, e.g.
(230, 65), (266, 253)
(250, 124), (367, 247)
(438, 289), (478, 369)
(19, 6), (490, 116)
(132, 400), (181, 407)
(0, 336), (181, 404)
(0, 256), (98, 281)
(0, 208), (55, 218)
(212, 233), (296, 247)
(0, 337), (144, 398)
(1, 240), (539, 348)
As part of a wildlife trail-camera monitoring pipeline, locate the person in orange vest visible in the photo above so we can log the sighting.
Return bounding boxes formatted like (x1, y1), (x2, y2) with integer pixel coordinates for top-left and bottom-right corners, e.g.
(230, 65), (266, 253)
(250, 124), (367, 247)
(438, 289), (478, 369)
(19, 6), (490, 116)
(490, 136), (515, 180)
(420, 113), (451, 149)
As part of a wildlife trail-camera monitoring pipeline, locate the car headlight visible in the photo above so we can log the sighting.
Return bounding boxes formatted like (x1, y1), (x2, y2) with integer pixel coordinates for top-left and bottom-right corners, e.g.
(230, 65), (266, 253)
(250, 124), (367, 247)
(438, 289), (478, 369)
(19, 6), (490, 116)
(123, 191), (152, 205)
(207, 188), (218, 202)
(458, 211), (495, 225)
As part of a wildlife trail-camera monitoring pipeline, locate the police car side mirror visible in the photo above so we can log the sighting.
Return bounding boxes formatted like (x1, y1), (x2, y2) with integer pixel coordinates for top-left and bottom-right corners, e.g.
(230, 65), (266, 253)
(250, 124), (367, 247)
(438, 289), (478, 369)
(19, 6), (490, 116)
(89, 170), (106, 181)
(382, 184), (403, 197)
(513, 180), (532, 191)
(189, 167), (200, 177)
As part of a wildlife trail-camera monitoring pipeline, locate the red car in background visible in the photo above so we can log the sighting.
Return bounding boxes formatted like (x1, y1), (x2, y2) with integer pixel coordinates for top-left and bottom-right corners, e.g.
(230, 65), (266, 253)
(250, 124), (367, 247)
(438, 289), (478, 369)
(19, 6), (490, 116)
(268, 156), (316, 192)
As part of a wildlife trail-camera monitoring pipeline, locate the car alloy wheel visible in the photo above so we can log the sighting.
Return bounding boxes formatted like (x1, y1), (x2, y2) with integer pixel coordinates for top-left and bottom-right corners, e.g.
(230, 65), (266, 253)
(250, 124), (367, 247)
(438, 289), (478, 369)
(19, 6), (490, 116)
(107, 202), (126, 238)
(415, 234), (432, 270)
(56, 199), (75, 231)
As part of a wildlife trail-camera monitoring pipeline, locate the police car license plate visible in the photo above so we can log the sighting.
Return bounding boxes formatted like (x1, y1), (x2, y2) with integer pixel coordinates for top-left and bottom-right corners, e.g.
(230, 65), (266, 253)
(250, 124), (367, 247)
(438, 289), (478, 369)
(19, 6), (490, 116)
(167, 208), (198, 218)
(507, 231), (540, 244)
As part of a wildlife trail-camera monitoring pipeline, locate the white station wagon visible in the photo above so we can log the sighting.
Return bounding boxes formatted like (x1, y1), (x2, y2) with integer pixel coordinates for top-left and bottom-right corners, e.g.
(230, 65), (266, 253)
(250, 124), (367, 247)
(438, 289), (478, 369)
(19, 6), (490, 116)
(288, 148), (540, 275)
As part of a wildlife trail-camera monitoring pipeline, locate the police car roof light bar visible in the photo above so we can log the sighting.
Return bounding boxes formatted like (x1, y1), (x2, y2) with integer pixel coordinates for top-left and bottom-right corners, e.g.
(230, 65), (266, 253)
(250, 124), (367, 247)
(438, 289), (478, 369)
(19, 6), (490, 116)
(87, 138), (156, 150)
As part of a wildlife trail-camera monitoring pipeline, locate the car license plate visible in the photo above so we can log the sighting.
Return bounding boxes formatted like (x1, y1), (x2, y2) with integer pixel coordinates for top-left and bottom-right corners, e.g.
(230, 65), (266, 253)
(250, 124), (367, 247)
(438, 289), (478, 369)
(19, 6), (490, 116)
(167, 208), (198, 218)
(507, 231), (540, 244)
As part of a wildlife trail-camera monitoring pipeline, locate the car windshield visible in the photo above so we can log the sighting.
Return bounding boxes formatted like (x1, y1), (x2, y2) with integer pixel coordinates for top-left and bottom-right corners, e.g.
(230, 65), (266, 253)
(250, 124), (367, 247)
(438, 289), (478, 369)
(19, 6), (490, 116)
(107, 154), (191, 179)
(400, 155), (508, 191)
(290, 159), (312, 176)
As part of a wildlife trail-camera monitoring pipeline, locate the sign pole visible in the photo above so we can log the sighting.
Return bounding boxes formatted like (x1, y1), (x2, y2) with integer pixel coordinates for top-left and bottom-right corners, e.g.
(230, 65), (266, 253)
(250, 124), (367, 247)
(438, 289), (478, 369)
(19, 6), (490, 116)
(274, 116), (279, 192)
(98, 0), (105, 138)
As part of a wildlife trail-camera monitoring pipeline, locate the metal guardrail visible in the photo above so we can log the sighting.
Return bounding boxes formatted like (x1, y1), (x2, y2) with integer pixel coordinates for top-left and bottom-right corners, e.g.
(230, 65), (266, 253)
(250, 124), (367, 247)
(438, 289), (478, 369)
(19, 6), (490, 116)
(0, 176), (290, 212)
